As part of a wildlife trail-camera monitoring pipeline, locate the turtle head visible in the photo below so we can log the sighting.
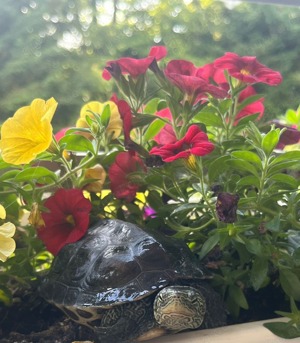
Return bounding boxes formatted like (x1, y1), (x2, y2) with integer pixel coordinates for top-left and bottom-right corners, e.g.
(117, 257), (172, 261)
(153, 285), (206, 332)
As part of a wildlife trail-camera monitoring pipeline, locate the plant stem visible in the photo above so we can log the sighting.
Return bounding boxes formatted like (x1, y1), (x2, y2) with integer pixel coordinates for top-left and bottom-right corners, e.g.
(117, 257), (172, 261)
(195, 157), (219, 222)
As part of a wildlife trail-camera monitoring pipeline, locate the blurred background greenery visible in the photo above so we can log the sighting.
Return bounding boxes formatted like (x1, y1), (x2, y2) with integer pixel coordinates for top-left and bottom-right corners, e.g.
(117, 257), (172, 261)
(1, 0), (299, 129)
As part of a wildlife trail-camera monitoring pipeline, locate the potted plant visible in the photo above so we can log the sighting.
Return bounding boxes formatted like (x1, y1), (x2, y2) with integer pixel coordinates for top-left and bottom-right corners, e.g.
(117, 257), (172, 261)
(0, 46), (300, 342)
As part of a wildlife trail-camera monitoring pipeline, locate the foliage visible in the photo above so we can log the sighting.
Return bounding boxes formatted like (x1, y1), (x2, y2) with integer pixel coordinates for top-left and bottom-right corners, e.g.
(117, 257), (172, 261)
(1, 0), (300, 129)
(1, 44), (300, 338)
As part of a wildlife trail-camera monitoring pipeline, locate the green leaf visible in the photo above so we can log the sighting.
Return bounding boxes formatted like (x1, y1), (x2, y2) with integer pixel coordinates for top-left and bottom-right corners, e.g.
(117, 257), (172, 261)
(246, 238), (262, 255)
(262, 128), (280, 156)
(226, 159), (258, 176)
(143, 118), (166, 142)
(218, 99), (232, 115)
(193, 107), (224, 127)
(251, 256), (268, 290)
(208, 155), (231, 182)
(144, 98), (160, 114)
(0, 159), (17, 170)
(231, 151), (261, 165)
(246, 121), (263, 146)
(234, 113), (260, 129)
(14, 167), (58, 183)
(264, 321), (300, 339)
(269, 173), (298, 189)
(285, 108), (300, 125)
(100, 103), (111, 128)
(199, 233), (220, 259)
(236, 175), (260, 188)
(228, 284), (249, 310)
(268, 160), (300, 176)
(59, 134), (95, 154)
(0, 170), (21, 182)
(271, 151), (300, 164)
(171, 202), (200, 215)
(279, 269), (300, 301)
(0, 287), (12, 306)
(293, 248), (300, 267)
(132, 113), (157, 128)
(265, 214), (281, 232)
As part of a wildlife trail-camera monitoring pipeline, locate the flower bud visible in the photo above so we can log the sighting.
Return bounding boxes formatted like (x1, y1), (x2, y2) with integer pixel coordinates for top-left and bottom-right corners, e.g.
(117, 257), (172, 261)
(83, 164), (107, 193)
(216, 192), (239, 223)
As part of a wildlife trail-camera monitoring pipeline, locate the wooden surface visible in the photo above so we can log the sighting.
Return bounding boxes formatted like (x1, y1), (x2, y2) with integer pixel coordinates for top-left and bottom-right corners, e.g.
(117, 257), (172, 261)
(147, 319), (295, 343)
(72, 319), (296, 343)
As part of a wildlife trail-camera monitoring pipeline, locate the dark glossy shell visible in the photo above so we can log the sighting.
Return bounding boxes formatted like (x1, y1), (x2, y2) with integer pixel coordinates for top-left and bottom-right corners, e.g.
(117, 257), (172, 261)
(40, 219), (207, 307)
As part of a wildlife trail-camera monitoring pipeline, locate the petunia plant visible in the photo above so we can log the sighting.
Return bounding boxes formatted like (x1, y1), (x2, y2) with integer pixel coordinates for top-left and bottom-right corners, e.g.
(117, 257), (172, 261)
(0, 46), (300, 338)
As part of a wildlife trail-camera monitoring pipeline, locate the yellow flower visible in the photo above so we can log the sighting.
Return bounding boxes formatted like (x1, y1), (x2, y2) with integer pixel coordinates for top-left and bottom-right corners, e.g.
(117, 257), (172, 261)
(0, 98), (58, 165)
(0, 205), (6, 220)
(83, 164), (107, 193)
(0, 222), (16, 262)
(76, 101), (122, 140)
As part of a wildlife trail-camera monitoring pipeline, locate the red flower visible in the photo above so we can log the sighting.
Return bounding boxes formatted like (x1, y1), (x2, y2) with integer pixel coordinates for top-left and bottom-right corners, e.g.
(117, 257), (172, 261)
(196, 62), (228, 87)
(117, 99), (133, 143)
(154, 108), (177, 145)
(273, 122), (300, 149)
(214, 52), (282, 86)
(165, 60), (227, 99)
(37, 189), (92, 255)
(150, 125), (214, 162)
(235, 86), (264, 123)
(103, 46), (167, 80)
(108, 151), (146, 202)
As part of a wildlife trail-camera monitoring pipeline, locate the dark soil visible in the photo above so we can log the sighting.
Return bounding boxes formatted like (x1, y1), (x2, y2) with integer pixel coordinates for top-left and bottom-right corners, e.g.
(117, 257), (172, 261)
(0, 283), (290, 343)
(0, 289), (94, 343)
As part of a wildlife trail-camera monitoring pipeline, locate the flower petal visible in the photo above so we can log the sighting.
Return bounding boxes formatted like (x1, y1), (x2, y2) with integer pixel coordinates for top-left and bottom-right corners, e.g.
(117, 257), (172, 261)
(0, 205), (6, 220)
(0, 98), (56, 165)
(0, 222), (16, 238)
(0, 236), (16, 262)
(38, 189), (92, 255)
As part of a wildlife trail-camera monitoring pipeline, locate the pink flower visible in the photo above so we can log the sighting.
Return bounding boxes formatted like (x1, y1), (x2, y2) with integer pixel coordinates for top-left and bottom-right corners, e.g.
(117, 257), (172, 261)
(235, 86), (264, 123)
(103, 46), (167, 80)
(196, 62), (228, 87)
(214, 52), (282, 86)
(150, 125), (214, 162)
(154, 108), (177, 145)
(37, 189), (92, 255)
(108, 151), (146, 202)
(165, 60), (227, 99)
(55, 128), (70, 142)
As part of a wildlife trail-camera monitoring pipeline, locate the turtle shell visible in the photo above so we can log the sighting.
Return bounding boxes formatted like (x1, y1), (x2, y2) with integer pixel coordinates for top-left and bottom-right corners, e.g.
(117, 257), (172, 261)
(40, 219), (207, 308)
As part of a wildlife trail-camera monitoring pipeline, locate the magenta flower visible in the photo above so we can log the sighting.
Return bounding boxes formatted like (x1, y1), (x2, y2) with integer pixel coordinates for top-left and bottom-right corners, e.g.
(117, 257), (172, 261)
(214, 52), (282, 86)
(103, 46), (167, 80)
(150, 125), (214, 162)
(37, 189), (92, 255)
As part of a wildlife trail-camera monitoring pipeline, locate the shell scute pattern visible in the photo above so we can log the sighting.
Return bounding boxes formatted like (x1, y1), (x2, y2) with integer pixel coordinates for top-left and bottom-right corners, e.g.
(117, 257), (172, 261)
(40, 220), (228, 342)
(41, 219), (206, 308)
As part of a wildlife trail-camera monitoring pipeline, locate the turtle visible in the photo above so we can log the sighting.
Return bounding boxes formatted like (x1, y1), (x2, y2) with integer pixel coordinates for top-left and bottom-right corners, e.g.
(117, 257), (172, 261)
(40, 219), (226, 343)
